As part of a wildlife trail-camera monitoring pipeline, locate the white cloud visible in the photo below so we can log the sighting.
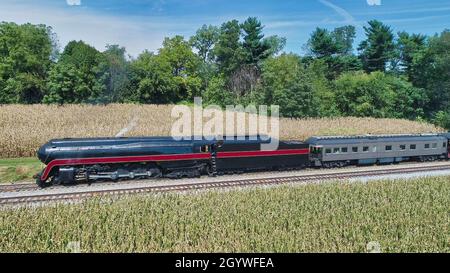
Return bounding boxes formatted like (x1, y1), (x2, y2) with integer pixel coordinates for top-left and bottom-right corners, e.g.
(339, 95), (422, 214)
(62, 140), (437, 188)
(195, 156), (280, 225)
(366, 0), (381, 6)
(318, 0), (357, 25)
(66, 0), (81, 6)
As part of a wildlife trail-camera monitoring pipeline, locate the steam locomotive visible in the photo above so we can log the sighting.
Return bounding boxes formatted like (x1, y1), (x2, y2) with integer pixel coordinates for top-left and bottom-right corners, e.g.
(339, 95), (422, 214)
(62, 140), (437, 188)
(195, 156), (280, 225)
(35, 136), (309, 187)
(35, 133), (450, 187)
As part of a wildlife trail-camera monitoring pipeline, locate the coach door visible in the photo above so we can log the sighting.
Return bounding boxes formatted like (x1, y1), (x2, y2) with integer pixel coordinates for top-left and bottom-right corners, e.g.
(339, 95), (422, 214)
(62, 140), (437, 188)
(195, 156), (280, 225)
(448, 139), (450, 158)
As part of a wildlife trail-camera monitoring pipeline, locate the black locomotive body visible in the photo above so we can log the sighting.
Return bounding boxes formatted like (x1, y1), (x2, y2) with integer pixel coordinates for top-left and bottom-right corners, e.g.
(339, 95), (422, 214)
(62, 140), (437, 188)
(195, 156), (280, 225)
(36, 136), (310, 187)
(214, 138), (308, 172)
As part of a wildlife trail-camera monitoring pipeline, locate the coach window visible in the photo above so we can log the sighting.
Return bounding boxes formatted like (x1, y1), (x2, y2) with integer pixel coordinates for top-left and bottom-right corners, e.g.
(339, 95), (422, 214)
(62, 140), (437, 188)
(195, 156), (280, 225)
(363, 146), (369, 152)
(326, 148), (332, 154)
(444, 142), (447, 148)
(432, 143), (437, 149)
(352, 147), (358, 153)
(425, 143), (430, 149)
(385, 145), (392, 151)
(333, 148), (340, 154)
(400, 145), (406, 150)
(341, 147), (348, 153)
(410, 144), (416, 150)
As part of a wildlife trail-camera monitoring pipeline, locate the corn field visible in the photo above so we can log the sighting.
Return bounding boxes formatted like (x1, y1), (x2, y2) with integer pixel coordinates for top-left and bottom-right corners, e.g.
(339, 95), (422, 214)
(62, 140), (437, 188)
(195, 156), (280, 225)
(0, 177), (448, 252)
(0, 104), (444, 158)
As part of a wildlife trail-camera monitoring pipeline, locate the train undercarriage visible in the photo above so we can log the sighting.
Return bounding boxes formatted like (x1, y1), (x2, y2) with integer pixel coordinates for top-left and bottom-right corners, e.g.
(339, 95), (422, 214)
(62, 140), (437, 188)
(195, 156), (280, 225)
(36, 162), (212, 188)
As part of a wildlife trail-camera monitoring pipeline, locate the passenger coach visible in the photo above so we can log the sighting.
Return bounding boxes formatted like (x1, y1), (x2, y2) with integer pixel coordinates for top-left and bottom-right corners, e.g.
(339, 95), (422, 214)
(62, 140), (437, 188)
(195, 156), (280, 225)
(307, 134), (448, 168)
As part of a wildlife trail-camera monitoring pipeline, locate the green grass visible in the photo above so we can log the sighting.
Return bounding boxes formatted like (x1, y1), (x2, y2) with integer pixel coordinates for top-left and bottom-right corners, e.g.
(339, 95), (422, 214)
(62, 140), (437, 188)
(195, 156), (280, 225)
(0, 177), (449, 253)
(0, 157), (43, 183)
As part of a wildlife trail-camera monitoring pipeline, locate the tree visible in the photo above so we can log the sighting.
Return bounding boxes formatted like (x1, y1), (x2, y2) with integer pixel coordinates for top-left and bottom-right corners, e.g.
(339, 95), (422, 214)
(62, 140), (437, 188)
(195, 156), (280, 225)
(334, 71), (393, 117)
(189, 24), (219, 63)
(333, 71), (426, 119)
(333, 25), (356, 55)
(241, 17), (270, 66)
(214, 20), (243, 75)
(260, 54), (315, 118)
(358, 20), (395, 72)
(395, 32), (426, 78)
(103, 44), (130, 103)
(203, 76), (234, 106)
(0, 22), (57, 103)
(305, 59), (340, 117)
(44, 62), (87, 103)
(128, 51), (176, 104)
(159, 36), (200, 78)
(388, 75), (427, 119)
(307, 28), (339, 58)
(128, 36), (202, 104)
(411, 30), (450, 118)
(219, 17), (273, 97)
(306, 26), (360, 79)
(263, 35), (286, 57)
(433, 111), (450, 129)
(158, 36), (202, 100)
(307, 25), (356, 58)
(44, 40), (107, 103)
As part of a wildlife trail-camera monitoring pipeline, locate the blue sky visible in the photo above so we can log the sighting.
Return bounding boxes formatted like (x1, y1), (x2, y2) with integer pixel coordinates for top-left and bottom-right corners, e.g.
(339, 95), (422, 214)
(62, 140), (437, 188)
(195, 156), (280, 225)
(1, 0), (449, 57)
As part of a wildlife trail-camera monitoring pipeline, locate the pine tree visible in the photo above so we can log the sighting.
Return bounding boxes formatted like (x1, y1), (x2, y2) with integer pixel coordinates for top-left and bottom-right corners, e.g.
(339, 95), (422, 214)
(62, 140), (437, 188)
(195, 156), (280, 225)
(241, 17), (270, 66)
(213, 20), (243, 75)
(358, 20), (395, 72)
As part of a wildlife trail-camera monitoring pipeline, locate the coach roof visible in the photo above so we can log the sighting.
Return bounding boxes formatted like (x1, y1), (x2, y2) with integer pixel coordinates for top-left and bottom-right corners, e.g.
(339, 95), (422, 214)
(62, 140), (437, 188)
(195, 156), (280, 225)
(306, 134), (446, 145)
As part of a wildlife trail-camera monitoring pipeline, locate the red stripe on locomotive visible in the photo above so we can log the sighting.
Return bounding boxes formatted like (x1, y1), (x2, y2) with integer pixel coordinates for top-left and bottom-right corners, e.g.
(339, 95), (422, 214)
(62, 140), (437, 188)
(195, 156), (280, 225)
(216, 149), (309, 158)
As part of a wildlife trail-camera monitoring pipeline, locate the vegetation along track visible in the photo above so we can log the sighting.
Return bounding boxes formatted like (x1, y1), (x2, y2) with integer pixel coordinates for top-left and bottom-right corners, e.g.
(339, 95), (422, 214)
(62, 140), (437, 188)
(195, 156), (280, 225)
(1, 163), (450, 206)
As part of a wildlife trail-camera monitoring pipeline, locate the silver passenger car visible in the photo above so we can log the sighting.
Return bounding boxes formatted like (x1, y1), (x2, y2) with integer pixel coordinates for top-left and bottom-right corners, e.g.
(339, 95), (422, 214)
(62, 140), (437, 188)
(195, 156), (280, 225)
(306, 134), (448, 168)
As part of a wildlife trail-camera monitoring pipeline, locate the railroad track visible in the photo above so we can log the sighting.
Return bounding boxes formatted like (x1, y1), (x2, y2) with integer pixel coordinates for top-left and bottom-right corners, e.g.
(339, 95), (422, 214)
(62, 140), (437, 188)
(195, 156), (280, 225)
(1, 160), (447, 194)
(0, 183), (39, 192)
(1, 163), (450, 206)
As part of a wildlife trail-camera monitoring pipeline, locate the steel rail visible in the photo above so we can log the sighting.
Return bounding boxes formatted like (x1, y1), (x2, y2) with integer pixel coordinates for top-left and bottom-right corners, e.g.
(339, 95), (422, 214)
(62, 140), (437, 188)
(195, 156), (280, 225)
(1, 163), (449, 206)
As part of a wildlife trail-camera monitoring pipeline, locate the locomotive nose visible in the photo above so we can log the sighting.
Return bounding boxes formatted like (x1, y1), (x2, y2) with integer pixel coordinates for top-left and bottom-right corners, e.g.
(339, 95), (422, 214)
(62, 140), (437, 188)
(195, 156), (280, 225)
(37, 143), (51, 163)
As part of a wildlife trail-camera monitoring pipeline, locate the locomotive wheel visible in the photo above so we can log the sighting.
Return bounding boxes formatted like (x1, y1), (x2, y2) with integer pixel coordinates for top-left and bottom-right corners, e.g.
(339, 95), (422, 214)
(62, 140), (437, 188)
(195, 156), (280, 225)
(206, 164), (216, 177)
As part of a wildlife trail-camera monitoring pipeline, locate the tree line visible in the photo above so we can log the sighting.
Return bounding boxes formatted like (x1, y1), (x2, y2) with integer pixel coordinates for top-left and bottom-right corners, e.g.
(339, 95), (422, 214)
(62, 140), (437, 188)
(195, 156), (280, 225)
(0, 19), (449, 128)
